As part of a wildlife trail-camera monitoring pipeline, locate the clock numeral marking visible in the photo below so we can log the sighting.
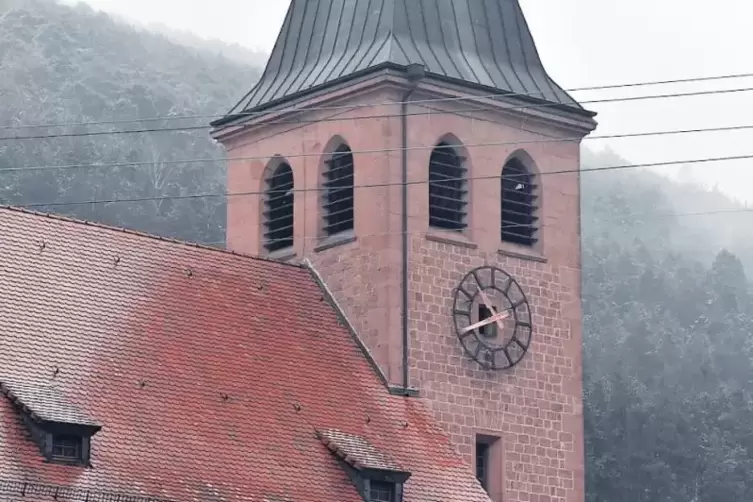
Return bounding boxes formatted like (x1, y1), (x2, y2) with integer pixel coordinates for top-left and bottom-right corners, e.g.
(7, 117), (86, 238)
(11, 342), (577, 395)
(453, 309), (471, 318)
(457, 286), (474, 300)
(503, 279), (512, 295)
(502, 348), (513, 367)
(485, 350), (497, 370)
(458, 328), (475, 340)
(471, 270), (485, 291)
(513, 337), (527, 351)
(471, 342), (482, 360)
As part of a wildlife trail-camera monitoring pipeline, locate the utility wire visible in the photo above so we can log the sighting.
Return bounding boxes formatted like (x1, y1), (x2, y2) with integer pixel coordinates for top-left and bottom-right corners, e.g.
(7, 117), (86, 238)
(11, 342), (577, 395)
(3, 86), (753, 141)
(11, 153), (753, 209)
(5, 123), (753, 174)
(197, 206), (753, 248)
(4, 70), (753, 131)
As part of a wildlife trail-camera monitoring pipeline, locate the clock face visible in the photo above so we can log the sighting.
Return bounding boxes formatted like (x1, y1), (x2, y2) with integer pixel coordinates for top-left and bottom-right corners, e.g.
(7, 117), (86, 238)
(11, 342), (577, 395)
(452, 265), (533, 370)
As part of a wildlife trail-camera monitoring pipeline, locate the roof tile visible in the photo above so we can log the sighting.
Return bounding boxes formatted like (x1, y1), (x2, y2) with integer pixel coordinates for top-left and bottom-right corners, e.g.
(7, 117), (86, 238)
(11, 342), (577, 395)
(0, 379), (100, 428)
(0, 207), (490, 502)
(318, 429), (402, 472)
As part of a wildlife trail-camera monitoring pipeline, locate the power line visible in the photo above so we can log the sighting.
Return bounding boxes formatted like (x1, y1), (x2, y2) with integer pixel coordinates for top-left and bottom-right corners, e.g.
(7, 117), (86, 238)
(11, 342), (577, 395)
(4, 70), (753, 131)
(197, 206), (753, 248)
(3, 86), (753, 141)
(12, 153), (753, 209)
(5, 123), (753, 174)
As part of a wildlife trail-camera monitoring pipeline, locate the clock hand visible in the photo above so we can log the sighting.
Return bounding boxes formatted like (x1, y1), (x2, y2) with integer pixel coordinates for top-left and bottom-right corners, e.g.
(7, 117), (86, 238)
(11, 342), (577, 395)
(460, 309), (511, 335)
(477, 288), (509, 334)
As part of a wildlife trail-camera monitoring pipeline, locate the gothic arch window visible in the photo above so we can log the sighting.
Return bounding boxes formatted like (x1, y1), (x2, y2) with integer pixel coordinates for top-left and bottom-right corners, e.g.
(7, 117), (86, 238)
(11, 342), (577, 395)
(428, 141), (468, 231)
(263, 161), (294, 252)
(322, 143), (355, 236)
(501, 155), (539, 247)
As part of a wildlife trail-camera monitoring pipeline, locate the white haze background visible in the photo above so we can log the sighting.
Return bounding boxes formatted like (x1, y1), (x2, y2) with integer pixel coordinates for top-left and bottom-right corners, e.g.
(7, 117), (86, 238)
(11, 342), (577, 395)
(67, 0), (753, 204)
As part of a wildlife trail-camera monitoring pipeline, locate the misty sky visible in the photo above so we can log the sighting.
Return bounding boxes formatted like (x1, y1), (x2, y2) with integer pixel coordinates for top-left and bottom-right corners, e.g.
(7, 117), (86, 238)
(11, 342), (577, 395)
(74, 0), (753, 204)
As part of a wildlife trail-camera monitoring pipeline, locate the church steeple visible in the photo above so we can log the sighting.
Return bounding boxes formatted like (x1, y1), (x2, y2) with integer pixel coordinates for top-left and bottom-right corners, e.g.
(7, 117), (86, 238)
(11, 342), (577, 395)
(215, 0), (592, 124)
(214, 3), (597, 500)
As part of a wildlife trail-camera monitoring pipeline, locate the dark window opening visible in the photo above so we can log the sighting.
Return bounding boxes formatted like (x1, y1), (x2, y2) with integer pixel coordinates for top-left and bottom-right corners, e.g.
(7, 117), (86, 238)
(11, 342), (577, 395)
(501, 157), (539, 247)
(476, 440), (490, 491)
(429, 142), (468, 231)
(52, 435), (82, 461)
(263, 162), (294, 252)
(478, 304), (497, 338)
(323, 144), (355, 236)
(369, 481), (395, 502)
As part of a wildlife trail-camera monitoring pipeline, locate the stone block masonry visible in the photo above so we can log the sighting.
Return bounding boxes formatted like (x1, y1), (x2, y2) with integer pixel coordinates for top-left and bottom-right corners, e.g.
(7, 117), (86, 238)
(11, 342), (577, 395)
(221, 76), (592, 502)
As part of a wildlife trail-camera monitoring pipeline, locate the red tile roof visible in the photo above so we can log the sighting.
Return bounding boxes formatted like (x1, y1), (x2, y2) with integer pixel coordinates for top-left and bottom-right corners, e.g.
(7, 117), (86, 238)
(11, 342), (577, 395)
(0, 207), (490, 502)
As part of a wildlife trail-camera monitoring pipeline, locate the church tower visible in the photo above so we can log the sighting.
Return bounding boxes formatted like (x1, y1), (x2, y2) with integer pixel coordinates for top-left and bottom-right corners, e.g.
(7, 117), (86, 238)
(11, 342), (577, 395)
(211, 1), (597, 501)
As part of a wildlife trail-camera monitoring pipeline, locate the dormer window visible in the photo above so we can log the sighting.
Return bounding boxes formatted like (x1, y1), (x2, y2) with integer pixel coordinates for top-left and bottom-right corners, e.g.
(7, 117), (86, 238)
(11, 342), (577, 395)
(1, 380), (101, 467)
(317, 429), (411, 502)
(52, 434), (83, 462)
(369, 480), (395, 502)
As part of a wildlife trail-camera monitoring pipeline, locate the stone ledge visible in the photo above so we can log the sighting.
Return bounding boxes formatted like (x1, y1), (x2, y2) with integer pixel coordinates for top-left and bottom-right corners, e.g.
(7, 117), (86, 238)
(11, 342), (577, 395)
(314, 231), (357, 253)
(497, 246), (547, 263)
(425, 231), (479, 250)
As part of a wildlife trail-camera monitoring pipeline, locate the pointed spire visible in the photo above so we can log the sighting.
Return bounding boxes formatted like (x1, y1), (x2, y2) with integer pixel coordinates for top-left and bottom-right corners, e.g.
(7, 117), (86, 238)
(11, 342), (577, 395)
(218, 0), (592, 121)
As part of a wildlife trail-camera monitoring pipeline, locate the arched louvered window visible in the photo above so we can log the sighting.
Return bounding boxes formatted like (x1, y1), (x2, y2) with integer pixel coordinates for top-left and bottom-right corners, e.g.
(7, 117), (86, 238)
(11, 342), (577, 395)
(501, 157), (539, 247)
(263, 162), (294, 252)
(322, 144), (355, 236)
(428, 142), (468, 231)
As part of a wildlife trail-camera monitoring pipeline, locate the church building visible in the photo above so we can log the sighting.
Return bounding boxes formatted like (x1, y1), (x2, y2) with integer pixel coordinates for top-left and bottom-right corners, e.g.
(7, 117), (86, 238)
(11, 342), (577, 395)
(0, 1), (596, 502)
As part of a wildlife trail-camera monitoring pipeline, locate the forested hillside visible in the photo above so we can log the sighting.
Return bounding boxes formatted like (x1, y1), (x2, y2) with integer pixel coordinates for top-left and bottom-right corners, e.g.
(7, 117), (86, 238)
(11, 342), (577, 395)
(581, 150), (753, 500)
(1, 1), (752, 500)
(0, 0), (258, 243)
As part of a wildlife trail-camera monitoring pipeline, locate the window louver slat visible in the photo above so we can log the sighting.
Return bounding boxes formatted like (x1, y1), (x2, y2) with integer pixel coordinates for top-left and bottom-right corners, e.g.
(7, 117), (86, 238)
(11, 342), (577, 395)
(501, 158), (538, 247)
(323, 145), (355, 236)
(429, 143), (467, 231)
(264, 163), (294, 252)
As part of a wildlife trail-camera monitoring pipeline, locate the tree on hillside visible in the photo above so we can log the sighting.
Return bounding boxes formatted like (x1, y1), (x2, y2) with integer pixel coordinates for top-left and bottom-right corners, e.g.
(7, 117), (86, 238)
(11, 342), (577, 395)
(0, 0), (259, 243)
(583, 166), (753, 501)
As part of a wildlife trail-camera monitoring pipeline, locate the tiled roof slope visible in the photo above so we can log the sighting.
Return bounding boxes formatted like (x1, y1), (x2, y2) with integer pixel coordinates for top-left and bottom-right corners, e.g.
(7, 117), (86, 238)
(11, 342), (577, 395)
(218, 0), (591, 123)
(318, 429), (403, 471)
(0, 207), (489, 502)
(0, 380), (100, 428)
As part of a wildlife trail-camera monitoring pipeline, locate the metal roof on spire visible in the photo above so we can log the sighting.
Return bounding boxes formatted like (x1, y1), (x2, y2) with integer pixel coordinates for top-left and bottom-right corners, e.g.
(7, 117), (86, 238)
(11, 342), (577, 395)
(216, 0), (593, 124)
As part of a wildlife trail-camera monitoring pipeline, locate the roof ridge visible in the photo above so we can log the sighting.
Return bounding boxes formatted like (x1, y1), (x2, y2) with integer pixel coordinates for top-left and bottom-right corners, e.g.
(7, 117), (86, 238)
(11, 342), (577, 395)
(0, 205), (303, 270)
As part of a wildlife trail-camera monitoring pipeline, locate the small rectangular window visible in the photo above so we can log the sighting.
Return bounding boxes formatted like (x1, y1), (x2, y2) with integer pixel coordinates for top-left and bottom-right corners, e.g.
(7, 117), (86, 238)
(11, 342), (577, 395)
(369, 480), (394, 502)
(475, 440), (490, 491)
(52, 435), (82, 461)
